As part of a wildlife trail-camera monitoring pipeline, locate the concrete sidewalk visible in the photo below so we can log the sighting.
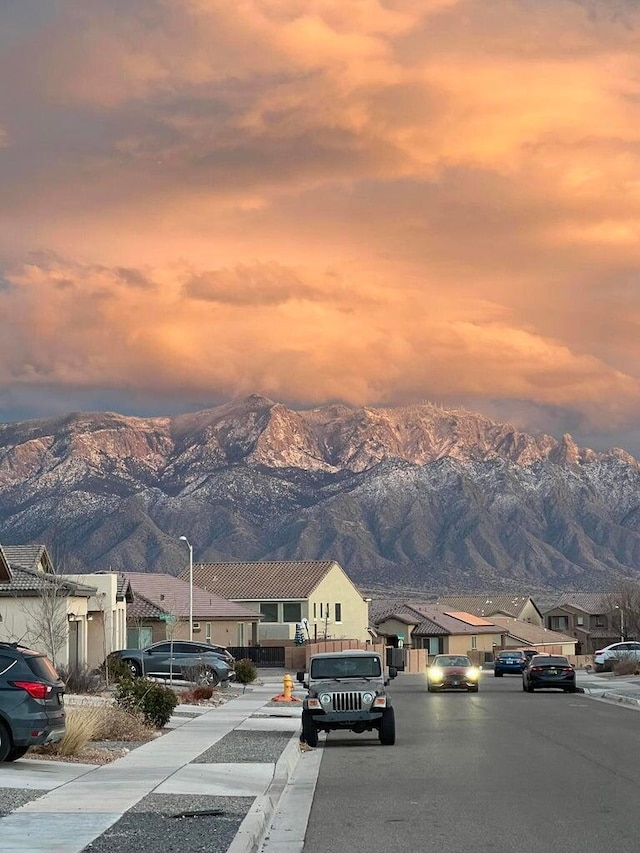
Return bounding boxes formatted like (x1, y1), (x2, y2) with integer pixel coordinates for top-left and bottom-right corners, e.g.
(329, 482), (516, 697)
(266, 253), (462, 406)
(577, 670), (640, 707)
(0, 672), (305, 853)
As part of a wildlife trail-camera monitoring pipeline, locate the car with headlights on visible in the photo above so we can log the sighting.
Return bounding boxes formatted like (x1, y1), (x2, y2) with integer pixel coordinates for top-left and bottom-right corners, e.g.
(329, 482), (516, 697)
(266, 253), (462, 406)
(522, 655), (576, 693)
(494, 649), (527, 677)
(426, 655), (480, 692)
(296, 650), (397, 747)
(593, 641), (640, 673)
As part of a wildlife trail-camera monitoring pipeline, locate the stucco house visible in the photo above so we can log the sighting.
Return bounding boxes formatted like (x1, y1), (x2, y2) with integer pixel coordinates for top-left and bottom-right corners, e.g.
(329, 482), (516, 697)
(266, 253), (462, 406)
(0, 544), (96, 669)
(371, 600), (505, 657)
(542, 593), (621, 655)
(437, 594), (543, 627)
(61, 572), (133, 669)
(489, 616), (577, 656)
(123, 572), (261, 648)
(183, 560), (371, 643)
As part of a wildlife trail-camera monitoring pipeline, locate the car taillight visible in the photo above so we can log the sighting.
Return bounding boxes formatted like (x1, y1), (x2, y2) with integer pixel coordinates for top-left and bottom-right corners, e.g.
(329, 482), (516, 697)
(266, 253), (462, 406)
(11, 681), (52, 699)
(530, 667), (544, 673)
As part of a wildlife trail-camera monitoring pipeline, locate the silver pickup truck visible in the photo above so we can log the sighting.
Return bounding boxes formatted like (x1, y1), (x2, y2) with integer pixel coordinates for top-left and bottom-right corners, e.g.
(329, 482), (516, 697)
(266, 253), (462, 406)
(296, 650), (397, 747)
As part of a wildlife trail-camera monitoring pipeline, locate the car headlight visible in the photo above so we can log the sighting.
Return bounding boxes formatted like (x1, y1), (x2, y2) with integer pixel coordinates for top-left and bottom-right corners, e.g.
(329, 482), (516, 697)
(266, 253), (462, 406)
(362, 692), (374, 704)
(319, 693), (332, 705)
(466, 668), (480, 679)
(429, 668), (443, 680)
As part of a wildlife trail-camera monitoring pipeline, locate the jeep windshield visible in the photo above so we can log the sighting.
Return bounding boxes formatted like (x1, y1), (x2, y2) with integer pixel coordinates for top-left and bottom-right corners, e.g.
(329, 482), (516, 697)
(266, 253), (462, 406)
(310, 656), (382, 679)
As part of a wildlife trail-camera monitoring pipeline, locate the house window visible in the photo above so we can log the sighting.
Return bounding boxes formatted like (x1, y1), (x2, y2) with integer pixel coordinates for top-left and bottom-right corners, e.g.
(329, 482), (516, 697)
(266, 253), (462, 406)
(320, 603), (323, 618)
(549, 615), (569, 632)
(260, 603), (279, 623)
(205, 622), (211, 642)
(335, 603), (342, 623)
(595, 615), (606, 628)
(576, 616), (584, 627)
(313, 602), (317, 618)
(471, 635), (477, 650)
(283, 602), (302, 623)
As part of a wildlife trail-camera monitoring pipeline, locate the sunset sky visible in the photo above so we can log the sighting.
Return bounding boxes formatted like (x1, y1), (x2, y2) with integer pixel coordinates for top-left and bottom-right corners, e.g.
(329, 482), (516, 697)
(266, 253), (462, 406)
(1, 0), (640, 454)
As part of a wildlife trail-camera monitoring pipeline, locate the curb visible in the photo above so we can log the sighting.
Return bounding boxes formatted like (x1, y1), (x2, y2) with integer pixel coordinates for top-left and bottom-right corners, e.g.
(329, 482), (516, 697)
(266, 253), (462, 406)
(226, 732), (302, 853)
(600, 692), (640, 708)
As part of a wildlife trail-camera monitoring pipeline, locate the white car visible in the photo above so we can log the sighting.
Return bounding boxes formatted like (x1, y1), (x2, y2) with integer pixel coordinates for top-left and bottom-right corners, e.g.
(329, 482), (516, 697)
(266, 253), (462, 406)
(593, 641), (640, 672)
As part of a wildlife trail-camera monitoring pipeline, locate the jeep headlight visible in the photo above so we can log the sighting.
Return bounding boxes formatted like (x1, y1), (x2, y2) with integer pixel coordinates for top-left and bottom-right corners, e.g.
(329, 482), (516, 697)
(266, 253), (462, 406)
(362, 692), (374, 704)
(319, 693), (332, 705)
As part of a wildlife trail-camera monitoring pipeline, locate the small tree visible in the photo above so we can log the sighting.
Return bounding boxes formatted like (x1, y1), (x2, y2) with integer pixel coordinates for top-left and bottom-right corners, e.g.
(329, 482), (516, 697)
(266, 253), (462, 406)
(20, 578), (70, 668)
(602, 583), (640, 641)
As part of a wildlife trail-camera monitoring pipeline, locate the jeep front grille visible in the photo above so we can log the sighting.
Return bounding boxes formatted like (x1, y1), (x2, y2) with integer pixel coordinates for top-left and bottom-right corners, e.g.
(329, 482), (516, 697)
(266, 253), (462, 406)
(332, 691), (363, 712)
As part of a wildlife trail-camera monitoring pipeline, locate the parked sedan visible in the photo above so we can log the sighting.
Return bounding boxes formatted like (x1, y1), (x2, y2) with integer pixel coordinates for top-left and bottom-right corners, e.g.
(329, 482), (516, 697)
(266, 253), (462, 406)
(593, 642), (640, 673)
(427, 655), (480, 692)
(522, 655), (576, 693)
(0, 642), (65, 762)
(494, 650), (527, 677)
(108, 640), (236, 686)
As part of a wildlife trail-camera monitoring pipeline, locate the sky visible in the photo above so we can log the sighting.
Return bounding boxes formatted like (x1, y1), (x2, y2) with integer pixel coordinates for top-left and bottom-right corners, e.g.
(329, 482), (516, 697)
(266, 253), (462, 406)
(1, 0), (640, 455)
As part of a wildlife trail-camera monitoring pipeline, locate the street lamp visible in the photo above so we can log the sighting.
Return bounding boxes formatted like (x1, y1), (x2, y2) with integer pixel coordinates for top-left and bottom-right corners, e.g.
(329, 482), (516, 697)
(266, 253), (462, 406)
(179, 536), (193, 641)
(615, 604), (624, 642)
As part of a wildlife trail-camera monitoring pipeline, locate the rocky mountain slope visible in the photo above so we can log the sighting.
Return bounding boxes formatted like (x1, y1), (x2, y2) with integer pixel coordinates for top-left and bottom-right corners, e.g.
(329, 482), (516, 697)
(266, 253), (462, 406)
(0, 395), (639, 592)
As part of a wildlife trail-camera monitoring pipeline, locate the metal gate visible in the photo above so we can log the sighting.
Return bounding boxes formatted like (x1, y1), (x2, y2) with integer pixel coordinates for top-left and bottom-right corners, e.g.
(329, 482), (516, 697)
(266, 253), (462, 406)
(228, 646), (286, 667)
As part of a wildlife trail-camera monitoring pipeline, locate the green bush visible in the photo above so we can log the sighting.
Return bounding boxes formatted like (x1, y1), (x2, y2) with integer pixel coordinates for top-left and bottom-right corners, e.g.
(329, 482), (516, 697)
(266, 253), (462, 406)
(114, 678), (179, 728)
(99, 655), (133, 685)
(234, 658), (258, 684)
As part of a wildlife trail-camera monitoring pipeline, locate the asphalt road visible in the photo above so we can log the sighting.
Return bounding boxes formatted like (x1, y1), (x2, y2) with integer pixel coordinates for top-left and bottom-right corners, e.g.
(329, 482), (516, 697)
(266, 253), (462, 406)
(300, 672), (640, 853)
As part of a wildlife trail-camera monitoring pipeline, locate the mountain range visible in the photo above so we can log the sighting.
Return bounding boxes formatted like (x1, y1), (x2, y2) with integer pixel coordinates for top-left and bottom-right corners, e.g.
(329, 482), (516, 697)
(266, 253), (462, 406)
(0, 394), (639, 593)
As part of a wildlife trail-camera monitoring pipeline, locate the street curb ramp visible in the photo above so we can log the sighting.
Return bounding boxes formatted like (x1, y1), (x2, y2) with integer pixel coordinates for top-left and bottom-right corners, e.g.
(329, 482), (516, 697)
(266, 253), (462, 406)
(227, 733), (302, 853)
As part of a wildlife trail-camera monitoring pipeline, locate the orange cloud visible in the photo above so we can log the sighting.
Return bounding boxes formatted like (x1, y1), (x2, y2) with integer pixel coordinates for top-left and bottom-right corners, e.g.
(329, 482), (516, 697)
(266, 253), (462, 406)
(1, 0), (640, 452)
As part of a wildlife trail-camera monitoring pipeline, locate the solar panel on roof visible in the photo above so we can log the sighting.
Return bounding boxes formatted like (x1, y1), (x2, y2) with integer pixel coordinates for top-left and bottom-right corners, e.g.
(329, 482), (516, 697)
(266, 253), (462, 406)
(443, 611), (495, 627)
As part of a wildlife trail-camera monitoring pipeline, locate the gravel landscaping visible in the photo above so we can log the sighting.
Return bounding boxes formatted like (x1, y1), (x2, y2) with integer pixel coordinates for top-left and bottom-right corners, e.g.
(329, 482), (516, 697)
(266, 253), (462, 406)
(81, 794), (255, 853)
(192, 730), (293, 764)
(0, 788), (48, 816)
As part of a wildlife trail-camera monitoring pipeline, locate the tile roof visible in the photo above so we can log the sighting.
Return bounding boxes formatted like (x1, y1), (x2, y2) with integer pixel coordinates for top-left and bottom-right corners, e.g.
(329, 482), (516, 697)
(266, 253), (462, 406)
(123, 572), (261, 621)
(542, 593), (609, 615)
(489, 617), (576, 647)
(1, 544), (53, 574)
(371, 600), (500, 636)
(127, 591), (167, 620)
(187, 560), (346, 600)
(116, 574), (134, 602)
(437, 594), (538, 619)
(0, 566), (96, 597)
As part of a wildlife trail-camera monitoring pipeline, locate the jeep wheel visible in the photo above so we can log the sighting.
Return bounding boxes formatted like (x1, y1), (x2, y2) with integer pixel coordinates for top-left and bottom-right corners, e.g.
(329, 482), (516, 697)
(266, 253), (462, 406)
(301, 711), (318, 748)
(378, 708), (395, 746)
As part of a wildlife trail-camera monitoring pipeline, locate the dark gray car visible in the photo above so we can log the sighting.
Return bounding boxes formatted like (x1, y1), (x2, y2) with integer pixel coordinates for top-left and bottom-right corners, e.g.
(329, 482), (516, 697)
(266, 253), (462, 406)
(108, 640), (236, 686)
(0, 642), (66, 762)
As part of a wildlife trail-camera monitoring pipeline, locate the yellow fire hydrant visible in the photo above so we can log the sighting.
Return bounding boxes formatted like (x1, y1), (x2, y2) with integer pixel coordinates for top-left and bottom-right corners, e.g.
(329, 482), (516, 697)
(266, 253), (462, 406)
(283, 673), (294, 701)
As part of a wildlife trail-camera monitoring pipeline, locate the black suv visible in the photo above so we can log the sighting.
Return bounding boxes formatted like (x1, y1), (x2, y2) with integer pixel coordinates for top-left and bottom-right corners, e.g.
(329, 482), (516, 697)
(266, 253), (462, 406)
(0, 642), (66, 762)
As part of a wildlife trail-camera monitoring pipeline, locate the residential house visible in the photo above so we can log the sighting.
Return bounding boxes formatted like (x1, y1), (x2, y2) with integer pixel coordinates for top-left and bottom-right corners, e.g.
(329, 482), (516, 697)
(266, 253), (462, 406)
(437, 594), (543, 627)
(370, 600), (505, 657)
(0, 544), (96, 668)
(123, 572), (261, 648)
(542, 593), (622, 655)
(61, 572), (134, 669)
(184, 560), (371, 643)
(488, 616), (577, 656)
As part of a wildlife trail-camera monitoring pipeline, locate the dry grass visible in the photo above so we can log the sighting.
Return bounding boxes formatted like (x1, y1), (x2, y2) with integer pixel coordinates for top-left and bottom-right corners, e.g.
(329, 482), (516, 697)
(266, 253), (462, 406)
(613, 656), (640, 676)
(54, 707), (104, 756)
(93, 707), (155, 742)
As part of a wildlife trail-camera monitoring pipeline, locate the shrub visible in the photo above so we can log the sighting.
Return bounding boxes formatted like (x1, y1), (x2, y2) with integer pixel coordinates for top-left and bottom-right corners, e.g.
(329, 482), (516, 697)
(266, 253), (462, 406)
(115, 677), (179, 728)
(58, 664), (106, 695)
(234, 658), (258, 685)
(180, 686), (214, 704)
(53, 707), (103, 756)
(99, 655), (133, 685)
(613, 655), (640, 676)
(93, 707), (155, 742)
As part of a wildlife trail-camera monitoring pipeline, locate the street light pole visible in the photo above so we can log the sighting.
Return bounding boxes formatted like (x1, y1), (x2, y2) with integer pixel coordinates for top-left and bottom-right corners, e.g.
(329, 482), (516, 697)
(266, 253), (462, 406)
(179, 536), (193, 641)
(615, 604), (624, 642)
